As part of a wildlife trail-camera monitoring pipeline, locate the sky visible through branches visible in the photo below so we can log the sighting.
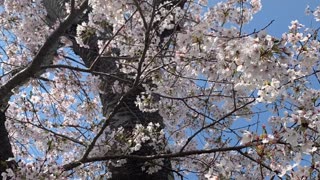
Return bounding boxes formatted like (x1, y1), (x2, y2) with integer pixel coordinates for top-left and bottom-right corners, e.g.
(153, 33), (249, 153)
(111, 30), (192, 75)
(24, 1), (320, 179)
(239, 0), (320, 133)
(188, 1), (320, 179)
(246, 0), (318, 36)
(2, 0), (320, 179)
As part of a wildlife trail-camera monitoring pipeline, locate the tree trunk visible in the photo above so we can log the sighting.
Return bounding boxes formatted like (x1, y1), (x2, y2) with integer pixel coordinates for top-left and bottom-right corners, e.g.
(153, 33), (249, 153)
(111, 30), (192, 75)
(68, 28), (173, 179)
(63, 0), (188, 177)
(0, 0), (182, 178)
(0, 110), (14, 178)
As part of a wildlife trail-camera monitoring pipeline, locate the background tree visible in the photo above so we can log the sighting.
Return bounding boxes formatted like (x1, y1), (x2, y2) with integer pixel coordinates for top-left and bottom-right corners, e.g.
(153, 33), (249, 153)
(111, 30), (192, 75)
(0, 0), (320, 179)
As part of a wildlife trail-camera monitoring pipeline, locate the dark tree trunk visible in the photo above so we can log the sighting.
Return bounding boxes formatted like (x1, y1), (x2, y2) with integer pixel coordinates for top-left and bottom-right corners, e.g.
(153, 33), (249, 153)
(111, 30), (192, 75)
(68, 33), (173, 179)
(0, 0), (187, 178)
(64, 0), (188, 177)
(64, 2), (178, 176)
(0, 110), (14, 178)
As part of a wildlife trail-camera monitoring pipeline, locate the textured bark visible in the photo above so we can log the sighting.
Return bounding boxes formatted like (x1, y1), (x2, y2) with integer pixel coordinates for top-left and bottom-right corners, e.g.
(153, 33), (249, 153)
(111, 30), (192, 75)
(0, 0), (185, 178)
(65, 2), (177, 178)
(0, 110), (15, 178)
(68, 31), (173, 180)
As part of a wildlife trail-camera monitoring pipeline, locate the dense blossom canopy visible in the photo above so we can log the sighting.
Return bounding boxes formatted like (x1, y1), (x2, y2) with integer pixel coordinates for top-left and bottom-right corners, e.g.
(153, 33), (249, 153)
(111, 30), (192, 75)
(0, 0), (320, 179)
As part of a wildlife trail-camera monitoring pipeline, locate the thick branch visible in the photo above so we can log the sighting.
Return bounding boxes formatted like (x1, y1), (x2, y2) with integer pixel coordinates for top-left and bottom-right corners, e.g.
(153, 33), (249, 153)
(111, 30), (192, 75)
(42, 64), (132, 84)
(63, 144), (251, 171)
(0, 0), (89, 105)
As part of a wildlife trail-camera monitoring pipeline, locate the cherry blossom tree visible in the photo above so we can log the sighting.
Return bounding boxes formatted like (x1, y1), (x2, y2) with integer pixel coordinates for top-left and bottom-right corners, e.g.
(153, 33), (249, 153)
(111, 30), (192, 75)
(0, 0), (320, 179)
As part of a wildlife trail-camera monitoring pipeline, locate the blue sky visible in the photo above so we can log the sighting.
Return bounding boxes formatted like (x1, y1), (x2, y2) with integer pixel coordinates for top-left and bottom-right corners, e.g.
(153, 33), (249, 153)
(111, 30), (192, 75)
(4, 1), (320, 179)
(246, 0), (320, 37)
(185, 1), (320, 179)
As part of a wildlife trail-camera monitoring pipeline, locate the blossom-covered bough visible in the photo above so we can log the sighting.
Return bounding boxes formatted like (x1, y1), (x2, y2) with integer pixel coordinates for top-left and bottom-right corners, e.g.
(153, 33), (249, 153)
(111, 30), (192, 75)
(0, 0), (320, 179)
